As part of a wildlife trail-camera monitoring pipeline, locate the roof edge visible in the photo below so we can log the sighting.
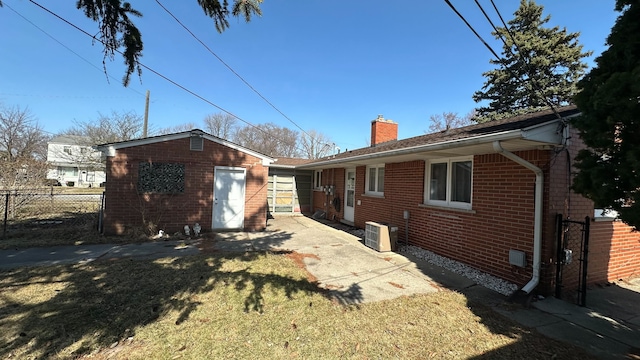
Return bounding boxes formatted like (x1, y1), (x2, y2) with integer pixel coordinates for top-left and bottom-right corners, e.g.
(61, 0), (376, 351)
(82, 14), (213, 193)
(97, 130), (275, 165)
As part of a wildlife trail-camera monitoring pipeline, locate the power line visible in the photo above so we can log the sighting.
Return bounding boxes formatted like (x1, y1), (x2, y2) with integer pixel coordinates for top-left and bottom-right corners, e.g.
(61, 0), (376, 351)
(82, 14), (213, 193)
(25, 0), (320, 157)
(487, 0), (562, 120)
(443, 0), (501, 60)
(4, 2), (147, 99)
(153, 0), (329, 148)
(445, 0), (563, 121)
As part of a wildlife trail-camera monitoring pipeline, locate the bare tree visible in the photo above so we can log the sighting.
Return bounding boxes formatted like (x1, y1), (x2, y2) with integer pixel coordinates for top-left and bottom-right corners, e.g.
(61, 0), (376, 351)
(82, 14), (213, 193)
(153, 122), (197, 135)
(233, 123), (299, 157)
(426, 111), (476, 133)
(299, 130), (333, 159)
(204, 113), (237, 139)
(0, 104), (49, 191)
(0, 105), (47, 161)
(63, 110), (144, 145)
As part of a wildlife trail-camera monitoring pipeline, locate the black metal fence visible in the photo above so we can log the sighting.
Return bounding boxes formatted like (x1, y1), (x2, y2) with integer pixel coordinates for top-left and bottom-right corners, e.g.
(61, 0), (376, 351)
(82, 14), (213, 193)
(1, 190), (104, 238)
(555, 214), (591, 306)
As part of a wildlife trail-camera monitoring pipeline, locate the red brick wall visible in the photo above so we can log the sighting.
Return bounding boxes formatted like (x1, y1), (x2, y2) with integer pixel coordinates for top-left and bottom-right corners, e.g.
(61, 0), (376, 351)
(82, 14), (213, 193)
(371, 119), (398, 146)
(590, 220), (640, 283)
(546, 125), (640, 288)
(103, 137), (268, 235)
(343, 152), (548, 289)
(311, 168), (345, 221)
(309, 125), (640, 292)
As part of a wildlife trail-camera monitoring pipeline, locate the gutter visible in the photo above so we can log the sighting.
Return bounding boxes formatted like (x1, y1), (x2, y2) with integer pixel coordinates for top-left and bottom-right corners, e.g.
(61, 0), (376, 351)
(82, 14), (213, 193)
(298, 129), (525, 169)
(493, 141), (542, 294)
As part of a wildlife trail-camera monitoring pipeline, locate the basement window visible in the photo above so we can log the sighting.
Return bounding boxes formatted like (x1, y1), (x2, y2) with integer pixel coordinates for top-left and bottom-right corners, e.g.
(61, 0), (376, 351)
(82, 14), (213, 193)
(424, 157), (472, 209)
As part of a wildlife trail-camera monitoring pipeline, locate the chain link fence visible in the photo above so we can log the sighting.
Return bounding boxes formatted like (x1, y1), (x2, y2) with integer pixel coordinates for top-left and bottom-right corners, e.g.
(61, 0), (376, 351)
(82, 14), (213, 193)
(1, 190), (104, 239)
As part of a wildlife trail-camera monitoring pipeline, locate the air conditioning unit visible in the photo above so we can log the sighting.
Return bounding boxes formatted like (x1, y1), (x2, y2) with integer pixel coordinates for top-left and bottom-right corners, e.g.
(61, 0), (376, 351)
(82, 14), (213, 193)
(364, 221), (397, 252)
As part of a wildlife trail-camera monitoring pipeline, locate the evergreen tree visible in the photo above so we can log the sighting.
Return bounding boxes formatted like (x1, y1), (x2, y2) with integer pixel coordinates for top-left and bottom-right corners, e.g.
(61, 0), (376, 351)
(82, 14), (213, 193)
(472, 0), (591, 122)
(572, 0), (640, 230)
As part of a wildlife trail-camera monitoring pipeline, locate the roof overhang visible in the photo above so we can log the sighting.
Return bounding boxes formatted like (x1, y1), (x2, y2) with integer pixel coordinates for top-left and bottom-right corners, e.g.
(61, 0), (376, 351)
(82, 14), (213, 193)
(97, 130), (275, 166)
(298, 119), (566, 170)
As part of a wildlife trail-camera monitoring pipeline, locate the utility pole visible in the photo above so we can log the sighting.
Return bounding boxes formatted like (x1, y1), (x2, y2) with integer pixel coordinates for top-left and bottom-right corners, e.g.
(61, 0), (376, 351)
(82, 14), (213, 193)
(143, 90), (150, 138)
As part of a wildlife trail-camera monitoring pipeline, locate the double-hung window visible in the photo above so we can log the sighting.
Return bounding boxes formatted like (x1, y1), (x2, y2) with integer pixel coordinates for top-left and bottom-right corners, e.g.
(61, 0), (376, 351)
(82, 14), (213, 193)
(425, 157), (472, 209)
(366, 164), (385, 196)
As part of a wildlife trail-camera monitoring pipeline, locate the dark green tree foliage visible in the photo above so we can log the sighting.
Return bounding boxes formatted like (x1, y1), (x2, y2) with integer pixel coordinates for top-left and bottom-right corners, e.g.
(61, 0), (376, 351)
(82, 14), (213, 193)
(572, 0), (640, 230)
(13, 0), (262, 86)
(473, 0), (590, 122)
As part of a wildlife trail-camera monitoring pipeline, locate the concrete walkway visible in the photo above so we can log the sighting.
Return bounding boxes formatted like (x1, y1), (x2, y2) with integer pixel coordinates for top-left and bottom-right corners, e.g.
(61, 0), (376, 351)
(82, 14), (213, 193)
(1, 215), (639, 359)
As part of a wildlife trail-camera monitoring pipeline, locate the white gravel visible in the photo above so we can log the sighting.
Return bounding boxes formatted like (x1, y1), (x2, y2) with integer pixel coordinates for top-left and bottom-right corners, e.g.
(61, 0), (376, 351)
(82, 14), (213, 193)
(400, 245), (519, 296)
(346, 227), (518, 296)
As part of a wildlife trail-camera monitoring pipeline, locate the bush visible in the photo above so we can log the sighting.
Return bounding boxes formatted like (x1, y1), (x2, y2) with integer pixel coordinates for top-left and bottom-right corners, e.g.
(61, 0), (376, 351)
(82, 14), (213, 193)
(66, 181), (75, 187)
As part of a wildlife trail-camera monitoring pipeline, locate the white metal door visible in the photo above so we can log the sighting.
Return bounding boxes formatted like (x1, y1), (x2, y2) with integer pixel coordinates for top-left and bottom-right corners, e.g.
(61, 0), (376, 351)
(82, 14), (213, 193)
(213, 167), (246, 229)
(344, 169), (355, 223)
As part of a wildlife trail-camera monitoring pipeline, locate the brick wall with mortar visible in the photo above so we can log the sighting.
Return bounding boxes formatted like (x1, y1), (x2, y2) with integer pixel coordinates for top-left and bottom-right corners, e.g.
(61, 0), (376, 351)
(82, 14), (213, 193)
(311, 168), (345, 220)
(103, 137), (268, 235)
(547, 125), (640, 286)
(590, 220), (640, 283)
(344, 151), (548, 289)
(371, 117), (398, 146)
(308, 128), (640, 291)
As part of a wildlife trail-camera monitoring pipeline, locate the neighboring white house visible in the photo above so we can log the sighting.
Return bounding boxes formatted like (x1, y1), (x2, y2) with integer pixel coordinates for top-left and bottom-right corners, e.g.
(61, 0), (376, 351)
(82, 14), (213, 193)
(46, 135), (106, 187)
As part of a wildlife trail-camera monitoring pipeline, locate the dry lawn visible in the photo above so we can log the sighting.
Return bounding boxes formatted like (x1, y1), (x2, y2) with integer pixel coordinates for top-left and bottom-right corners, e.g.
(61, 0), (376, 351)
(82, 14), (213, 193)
(0, 251), (595, 360)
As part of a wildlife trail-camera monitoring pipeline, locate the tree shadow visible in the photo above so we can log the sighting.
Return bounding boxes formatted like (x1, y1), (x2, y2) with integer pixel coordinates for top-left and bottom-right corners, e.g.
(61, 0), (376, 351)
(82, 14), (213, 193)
(0, 250), (322, 359)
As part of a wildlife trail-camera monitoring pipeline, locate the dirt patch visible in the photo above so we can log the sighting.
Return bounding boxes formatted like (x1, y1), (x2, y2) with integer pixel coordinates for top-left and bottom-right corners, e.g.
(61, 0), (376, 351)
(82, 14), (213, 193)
(286, 252), (321, 283)
(195, 237), (218, 254)
(389, 282), (405, 289)
(324, 284), (345, 290)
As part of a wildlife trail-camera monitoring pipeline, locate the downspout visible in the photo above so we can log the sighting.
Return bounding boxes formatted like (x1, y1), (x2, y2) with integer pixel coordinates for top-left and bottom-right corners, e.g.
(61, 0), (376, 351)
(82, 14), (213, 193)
(493, 141), (542, 294)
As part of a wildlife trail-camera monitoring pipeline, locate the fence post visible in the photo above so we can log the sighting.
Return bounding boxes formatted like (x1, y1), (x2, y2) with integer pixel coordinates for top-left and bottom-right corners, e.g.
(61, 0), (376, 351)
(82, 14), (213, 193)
(580, 216), (591, 307)
(554, 213), (564, 299)
(3, 193), (8, 238)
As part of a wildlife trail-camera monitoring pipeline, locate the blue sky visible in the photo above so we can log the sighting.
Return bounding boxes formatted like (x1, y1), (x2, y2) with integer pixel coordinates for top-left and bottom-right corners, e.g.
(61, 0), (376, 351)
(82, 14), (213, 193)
(0, 0), (618, 152)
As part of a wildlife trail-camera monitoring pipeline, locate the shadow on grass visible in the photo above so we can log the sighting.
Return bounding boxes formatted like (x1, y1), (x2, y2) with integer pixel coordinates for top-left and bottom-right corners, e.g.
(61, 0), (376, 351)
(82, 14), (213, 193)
(0, 212), (109, 250)
(0, 249), (329, 359)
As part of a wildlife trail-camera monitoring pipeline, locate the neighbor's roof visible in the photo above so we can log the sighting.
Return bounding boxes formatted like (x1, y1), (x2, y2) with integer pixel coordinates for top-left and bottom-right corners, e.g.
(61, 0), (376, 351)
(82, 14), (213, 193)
(298, 106), (580, 169)
(48, 134), (91, 145)
(97, 129), (275, 165)
(270, 157), (316, 168)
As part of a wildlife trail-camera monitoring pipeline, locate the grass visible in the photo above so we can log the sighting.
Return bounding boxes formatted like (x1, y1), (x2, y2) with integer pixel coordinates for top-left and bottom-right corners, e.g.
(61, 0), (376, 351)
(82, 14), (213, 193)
(0, 211), (135, 250)
(0, 191), (126, 250)
(0, 251), (596, 360)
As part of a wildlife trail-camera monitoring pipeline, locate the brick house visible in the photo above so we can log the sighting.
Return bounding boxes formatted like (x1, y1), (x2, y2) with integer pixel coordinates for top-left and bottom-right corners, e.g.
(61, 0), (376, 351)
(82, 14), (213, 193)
(97, 130), (273, 235)
(297, 106), (640, 295)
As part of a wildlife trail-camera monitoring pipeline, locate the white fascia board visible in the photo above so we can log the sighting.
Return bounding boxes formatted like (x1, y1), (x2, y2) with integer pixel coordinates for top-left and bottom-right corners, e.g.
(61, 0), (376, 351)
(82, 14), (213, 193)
(97, 132), (275, 165)
(300, 119), (567, 170)
(521, 120), (565, 143)
(298, 129), (525, 169)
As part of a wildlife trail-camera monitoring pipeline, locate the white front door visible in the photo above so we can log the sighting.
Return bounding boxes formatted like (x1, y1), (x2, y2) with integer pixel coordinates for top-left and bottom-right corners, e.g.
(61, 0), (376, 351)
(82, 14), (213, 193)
(344, 169), (355, 223)
(212, 167), (246, 229)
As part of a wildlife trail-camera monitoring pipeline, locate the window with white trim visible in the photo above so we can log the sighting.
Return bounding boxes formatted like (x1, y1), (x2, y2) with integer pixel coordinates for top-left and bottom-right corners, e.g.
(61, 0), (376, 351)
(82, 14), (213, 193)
(313, 170), (322, 190)
(365, 164), (385, 196)
(425, 157), (472, 209)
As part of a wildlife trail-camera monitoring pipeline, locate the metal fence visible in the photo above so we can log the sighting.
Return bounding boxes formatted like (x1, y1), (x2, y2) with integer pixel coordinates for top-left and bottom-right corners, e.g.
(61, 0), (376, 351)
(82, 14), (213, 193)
(1, 190), (104, 238)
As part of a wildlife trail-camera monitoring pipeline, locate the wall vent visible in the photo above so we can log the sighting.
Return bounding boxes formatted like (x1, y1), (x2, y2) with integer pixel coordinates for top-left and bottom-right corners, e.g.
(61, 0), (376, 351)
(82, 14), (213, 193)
(509, 249), (527, 267)
(190, 136), (203, 151)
